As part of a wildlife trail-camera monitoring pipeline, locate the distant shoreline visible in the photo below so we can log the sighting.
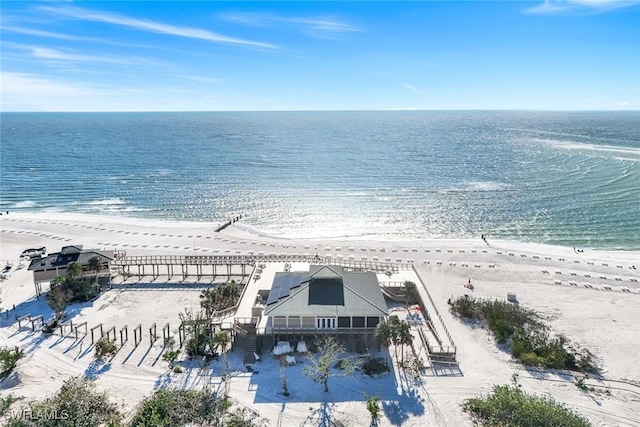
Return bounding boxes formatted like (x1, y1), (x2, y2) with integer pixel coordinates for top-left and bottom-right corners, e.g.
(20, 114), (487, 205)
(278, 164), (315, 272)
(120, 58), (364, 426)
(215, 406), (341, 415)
(2, 211), (640, 258)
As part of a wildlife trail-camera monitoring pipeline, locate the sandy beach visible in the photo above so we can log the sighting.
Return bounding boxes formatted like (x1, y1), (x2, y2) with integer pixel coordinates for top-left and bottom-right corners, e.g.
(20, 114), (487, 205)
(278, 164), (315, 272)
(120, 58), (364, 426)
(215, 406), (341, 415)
(1, 212), (639, 426)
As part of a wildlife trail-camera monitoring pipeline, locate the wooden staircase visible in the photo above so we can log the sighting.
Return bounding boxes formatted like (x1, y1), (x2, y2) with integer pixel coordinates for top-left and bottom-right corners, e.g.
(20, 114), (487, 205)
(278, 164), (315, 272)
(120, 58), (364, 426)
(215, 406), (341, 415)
(234, 320), (258, 365)
(243, 334), (258, 365)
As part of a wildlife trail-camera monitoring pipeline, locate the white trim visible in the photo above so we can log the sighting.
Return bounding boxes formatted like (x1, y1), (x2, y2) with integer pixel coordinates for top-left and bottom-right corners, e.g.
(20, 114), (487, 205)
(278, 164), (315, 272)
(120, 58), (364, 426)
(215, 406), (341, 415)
(316, 317), (337, 329)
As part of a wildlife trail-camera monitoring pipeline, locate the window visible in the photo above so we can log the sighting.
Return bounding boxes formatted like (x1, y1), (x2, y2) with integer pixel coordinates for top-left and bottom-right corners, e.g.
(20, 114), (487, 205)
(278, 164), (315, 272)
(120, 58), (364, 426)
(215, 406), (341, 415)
(288, 316), (301, 328)
(352, 317), (365, 328)
(316, 317), (336, 329)
(337, 317), (350, 328)
(367, 317), (380, 328)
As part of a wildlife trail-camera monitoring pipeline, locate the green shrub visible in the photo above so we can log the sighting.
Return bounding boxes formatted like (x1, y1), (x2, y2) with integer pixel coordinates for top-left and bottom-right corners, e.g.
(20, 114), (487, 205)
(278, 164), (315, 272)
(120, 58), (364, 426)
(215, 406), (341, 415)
(129, 388), (265, 427)
(362, 357), (390, 376)
(0, 347), (24, 379)
(463, 383), (590, 426)
(487, 314), (515, 343)
(185, 332), (209, 357)
(11, 376), (123, 426)
(94, 337), (118, 359)
(162, 350), (180, 369)
(363, 392), (382, 425)
(450, 296), (599, 373)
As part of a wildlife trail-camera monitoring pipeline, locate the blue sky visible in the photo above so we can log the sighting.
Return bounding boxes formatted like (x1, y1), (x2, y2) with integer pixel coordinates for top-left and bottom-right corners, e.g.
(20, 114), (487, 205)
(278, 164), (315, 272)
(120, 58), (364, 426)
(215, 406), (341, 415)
(1, 1), (639, 111)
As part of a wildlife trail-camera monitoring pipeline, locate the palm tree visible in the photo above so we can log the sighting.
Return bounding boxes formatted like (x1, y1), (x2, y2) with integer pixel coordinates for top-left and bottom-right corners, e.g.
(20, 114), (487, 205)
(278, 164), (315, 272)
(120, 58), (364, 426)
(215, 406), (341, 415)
(212, 331), (231, 355)
(87, 255), (102, 290)
(374, 321), (394, 366)
(66, 261), (83, 279)
(200, 288), (216, 320)
(397, 321), (413, 363)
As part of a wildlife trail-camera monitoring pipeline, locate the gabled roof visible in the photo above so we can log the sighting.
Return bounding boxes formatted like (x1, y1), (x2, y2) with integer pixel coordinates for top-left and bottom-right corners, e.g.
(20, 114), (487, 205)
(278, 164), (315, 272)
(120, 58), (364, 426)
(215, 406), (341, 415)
(28, 247), (114, 272)
(60, 245), (84, 254)
(302, 265), (343, 282)
(264, 265), (388, 317)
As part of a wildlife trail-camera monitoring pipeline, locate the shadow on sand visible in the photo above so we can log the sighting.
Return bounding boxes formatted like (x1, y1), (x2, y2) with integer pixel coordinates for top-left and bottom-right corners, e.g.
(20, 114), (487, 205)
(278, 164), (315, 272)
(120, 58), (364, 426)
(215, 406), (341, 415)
(248, 351), (425, 426)
(84, 358), (111, 379)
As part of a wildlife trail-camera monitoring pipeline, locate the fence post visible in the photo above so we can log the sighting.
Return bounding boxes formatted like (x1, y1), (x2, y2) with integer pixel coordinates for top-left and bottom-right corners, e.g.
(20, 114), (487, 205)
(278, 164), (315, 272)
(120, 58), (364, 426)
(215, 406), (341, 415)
(162, 323), (170, 347)
(90, 323), (103, 344)
(134, 324), (142, 347)
(120, 325), (128, 346)
(149, 323), (157, 346)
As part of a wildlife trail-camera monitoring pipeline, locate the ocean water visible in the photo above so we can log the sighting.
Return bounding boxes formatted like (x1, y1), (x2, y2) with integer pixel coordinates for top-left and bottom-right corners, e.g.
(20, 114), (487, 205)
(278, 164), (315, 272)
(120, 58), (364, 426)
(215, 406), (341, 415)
(1, 111), (639, 248)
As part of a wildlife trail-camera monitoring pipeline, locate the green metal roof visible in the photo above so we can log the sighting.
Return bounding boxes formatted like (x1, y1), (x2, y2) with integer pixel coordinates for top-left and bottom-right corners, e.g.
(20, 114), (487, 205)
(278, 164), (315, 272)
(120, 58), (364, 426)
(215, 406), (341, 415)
(28, 247), (114, 271)
(264, 265), (388, 317)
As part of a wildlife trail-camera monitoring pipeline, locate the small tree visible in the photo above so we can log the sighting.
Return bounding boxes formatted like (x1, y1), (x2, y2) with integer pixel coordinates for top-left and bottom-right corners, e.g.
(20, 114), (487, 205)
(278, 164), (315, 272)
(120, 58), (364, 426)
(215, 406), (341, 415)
(363, 392), (382, 426)
(212, 331), (231, 355)
(87, 255), (102, 295)
(279, 356), (290, 397)
(162, 350), (180, 370)
(396, 321), (414, 363)
(47, 278), (69, 322)
(403, 280), (420, 308)
(374, 321), (394, 365)
(302, 336), (356, 393)
(66, 261), (83, 279)
(180, 309), (210, 357)
(200, 288), (218, 320)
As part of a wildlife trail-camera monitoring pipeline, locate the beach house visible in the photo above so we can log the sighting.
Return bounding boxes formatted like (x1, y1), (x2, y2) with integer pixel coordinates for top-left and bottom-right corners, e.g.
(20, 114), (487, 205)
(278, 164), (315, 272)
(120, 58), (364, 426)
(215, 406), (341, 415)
(263, 265), (388, 334)
(27, 245), (115, 293)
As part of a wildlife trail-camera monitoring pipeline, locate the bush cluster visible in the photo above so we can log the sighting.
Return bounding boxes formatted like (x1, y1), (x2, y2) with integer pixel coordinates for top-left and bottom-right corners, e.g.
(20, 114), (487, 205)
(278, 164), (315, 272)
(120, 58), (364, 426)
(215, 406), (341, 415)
(8, 377), (266, 427)
(462, 383), (590, 427)
(129, 388), (265, 427)
(361, 356), (390, 376)
(450, 296), (599, 373)
(200, 281), (243, 318)
(94, 337), (118, 359)
(7, 376), (123, 426)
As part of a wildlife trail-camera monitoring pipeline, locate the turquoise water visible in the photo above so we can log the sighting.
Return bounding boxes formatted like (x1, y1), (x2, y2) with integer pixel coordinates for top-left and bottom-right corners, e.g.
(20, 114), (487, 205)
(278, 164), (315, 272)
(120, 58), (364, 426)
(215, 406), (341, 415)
(1, 111), (639, 248)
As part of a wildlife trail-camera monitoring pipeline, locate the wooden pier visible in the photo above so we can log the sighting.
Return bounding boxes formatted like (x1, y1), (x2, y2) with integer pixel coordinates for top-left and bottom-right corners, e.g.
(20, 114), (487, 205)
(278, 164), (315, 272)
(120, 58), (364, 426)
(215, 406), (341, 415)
(214, 214), (243, 232)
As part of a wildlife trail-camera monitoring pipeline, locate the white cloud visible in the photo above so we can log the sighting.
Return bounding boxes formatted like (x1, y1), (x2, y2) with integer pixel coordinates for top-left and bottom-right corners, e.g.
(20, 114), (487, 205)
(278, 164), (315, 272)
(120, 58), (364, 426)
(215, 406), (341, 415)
(220, 12), (362, 38)
(0, 71), (228, 112)
(2, 26), (157, 49)
(29, 46), (153, 65)
(526, 0), (640, 13)
(0, 71), (105, 111)
(38, 5), (278, 49)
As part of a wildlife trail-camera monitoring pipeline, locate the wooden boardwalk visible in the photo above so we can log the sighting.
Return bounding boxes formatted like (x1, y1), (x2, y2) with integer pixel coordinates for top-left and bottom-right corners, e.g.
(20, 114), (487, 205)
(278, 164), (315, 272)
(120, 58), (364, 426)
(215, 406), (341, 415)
(112, 254), (255, 281)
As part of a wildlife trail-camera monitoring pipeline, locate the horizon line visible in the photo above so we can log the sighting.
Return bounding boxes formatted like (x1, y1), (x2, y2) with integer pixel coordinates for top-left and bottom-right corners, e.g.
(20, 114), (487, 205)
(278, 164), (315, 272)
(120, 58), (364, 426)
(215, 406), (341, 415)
(2, 108), (639, 114)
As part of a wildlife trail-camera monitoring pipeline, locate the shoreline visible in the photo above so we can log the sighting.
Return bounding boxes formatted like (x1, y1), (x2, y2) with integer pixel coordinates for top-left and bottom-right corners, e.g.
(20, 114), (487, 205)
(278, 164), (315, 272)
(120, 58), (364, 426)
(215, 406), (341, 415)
(2, 210), (639, 255)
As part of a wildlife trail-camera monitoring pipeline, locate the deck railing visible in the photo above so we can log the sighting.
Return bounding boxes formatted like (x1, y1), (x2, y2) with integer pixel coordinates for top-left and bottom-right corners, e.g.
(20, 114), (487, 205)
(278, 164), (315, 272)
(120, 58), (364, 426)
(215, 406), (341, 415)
(113, 254), (256, 266)
(412, 265), (456, 355)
